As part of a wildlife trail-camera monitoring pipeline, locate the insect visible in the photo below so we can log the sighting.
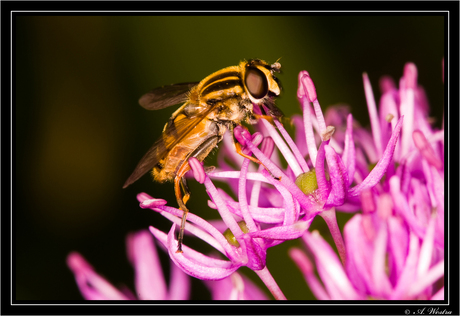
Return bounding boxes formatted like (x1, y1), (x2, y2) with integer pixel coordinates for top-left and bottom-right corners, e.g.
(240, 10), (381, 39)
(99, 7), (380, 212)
(123, 59), (282, 252)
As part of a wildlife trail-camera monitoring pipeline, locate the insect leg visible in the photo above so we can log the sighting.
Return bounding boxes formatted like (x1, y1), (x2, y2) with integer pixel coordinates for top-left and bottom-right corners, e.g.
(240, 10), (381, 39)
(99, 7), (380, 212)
(174, 135), (221, 253)
(180, 177), (190, 205)
(174, 163), (191, 253)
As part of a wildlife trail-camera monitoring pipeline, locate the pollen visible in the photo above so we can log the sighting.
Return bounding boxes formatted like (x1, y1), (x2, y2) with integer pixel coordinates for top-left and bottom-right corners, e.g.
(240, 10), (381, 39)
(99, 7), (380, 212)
(295, 169), (319, 195)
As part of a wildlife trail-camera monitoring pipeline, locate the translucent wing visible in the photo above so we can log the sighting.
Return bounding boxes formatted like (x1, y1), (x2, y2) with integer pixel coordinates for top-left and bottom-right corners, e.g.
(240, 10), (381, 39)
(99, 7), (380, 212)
(123, 104), (216, 188)
(139, 82), (198, 110)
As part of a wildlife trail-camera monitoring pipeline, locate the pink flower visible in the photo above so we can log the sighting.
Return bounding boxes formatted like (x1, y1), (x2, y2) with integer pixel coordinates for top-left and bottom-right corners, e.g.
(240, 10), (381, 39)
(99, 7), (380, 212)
(69, 59), (443, 301)
(291, 200), (443, 300)
(290, 62), (444, 300)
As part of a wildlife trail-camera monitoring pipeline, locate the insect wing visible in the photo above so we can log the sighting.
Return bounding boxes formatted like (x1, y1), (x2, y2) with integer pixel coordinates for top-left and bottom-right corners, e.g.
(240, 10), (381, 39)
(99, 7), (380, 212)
(139, 82), (198, 110)
(123, 104), (215, 188)
(123, 135), (167, 188)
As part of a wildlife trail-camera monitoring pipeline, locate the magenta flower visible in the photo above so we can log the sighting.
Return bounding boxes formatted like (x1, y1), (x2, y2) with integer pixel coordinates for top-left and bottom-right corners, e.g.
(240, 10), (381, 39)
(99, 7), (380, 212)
(291, 200), (443, 300)
(68, 59), (442, 300)
(290, 62), (444, 300)
(67, 230), (267, 300)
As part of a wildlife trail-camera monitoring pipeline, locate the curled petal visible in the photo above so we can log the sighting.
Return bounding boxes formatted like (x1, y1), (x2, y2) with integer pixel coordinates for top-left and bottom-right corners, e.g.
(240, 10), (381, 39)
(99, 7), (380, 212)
(234, 128), (317, 213)
(324, 145), (348, 207)
(248, 220), (311, 240)
(242, 235), (266, 270)
(238, 158), (259, 233)
(349, 116), (403, 197)
(222, 200), (286, 224)
(151, 225), (242, 280)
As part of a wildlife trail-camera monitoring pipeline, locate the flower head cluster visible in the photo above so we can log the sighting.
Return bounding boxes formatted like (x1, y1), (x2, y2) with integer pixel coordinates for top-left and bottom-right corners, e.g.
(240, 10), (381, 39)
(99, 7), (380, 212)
(68, 60), (443, 300)
(290, 62), (444, 300)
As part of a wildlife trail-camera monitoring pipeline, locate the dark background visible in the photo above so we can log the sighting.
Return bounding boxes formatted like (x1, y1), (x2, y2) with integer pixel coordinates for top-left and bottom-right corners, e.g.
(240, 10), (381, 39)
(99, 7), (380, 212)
(14, 15), (444, 300)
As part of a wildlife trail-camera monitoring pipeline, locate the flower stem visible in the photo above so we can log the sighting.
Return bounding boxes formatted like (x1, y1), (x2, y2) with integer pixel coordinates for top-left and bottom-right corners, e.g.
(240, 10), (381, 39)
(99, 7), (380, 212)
(319, 208), (347, 266)
(254, 266), (287, 300)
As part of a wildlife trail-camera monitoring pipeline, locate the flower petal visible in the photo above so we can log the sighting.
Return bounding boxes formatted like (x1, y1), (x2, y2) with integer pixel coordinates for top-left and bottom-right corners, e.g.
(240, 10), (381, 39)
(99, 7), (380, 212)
(168, 262), (191, 300)
(67, 252), (129, 300)
(363, 72), (383, 157)
(248, 220), (310, 240)
(289, 248), (330, 300)
(152, 225), (242, 280)
(341, 114), (356, 186)
(348, 116), (403, 197)
(304, 231), (362, 300)
(412, 130), (443, 170)
(324, 144), (348, 207)
(126, 231), (167, 300)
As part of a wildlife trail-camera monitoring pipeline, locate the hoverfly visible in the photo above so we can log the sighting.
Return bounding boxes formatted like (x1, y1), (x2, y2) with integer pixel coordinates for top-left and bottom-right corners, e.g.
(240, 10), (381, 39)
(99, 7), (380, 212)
(123, 59), (282, 252)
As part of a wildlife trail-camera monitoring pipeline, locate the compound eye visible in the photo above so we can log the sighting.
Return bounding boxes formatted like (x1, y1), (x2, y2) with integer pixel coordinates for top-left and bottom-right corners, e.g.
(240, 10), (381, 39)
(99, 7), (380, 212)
(245, 67), (268, 99)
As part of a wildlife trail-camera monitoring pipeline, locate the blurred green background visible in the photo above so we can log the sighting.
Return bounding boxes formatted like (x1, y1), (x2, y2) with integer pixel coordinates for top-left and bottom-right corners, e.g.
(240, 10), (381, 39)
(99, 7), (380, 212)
(15, 15), (444, 300)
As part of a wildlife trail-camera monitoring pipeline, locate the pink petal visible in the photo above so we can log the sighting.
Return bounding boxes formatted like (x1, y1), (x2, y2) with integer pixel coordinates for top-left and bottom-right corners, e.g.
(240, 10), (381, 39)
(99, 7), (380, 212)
(289, 248), (330, 300)
(302, 98), (319, 165)
(363, 72), (383, 157)
(348, 116), (403, 197)
(257, 115), (304, 177)
(324, 144), (348, 207)
(390, 233), (420, 299)
(412, 130), (443, 170)
(274, 118), (309, 173)
(304, 231), (362, 300)
(67, 252), (129, 300)
(248, 220), (310, 240)
(126, 231), (167, 300)
(188, 157), (206, 184)
(341, 114), (356, 186)
(168, 263), (191, 300)
(315, 141), (330, 202)
(153, 225), (242, 280)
